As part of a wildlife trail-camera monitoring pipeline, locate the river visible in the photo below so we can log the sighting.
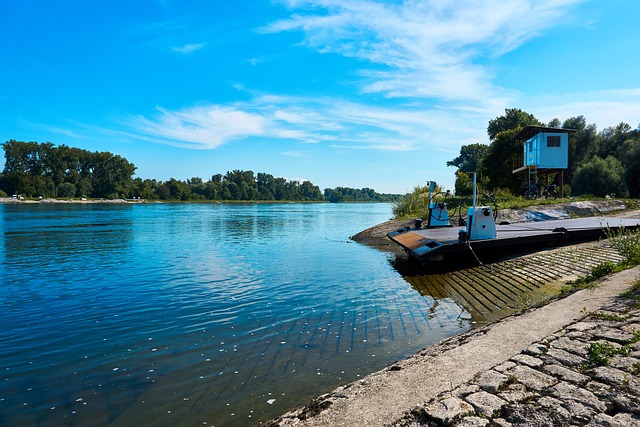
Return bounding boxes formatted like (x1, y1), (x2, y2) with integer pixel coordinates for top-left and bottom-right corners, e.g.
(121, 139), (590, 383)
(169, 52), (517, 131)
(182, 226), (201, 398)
(0, 203), (472, 426)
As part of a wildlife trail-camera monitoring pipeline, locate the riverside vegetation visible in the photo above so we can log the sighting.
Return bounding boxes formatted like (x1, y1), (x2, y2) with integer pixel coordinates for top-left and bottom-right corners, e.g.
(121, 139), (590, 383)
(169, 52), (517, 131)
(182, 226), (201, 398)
(0, 140), (401, 202)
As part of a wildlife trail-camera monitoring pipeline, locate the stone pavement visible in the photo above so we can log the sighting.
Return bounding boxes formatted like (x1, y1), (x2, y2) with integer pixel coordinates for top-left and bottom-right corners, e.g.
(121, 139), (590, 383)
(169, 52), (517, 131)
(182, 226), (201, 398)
(392, 286), (640, 426)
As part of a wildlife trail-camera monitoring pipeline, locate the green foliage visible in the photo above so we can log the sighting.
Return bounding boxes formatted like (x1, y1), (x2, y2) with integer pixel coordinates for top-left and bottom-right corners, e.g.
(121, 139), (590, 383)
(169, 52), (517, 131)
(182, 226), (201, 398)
(572, 156), (628, 198)
(323, 186), (400, 203)
(587, 342), (630, 366)
(392, 185), (430, 218)
(606, 227), (640, 265)
(1, 140), (136, 199)
(481, 128), (527, 193)
(57, 182), (76, 198)
(575, 261), (617, 285)
(487, 108), (543, 141)
(588, 311), (628, 322)
(446, 143), (489, 173)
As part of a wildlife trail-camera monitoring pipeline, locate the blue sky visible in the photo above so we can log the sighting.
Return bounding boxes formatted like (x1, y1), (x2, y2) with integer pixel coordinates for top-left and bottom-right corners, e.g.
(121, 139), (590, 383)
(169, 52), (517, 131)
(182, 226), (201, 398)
(2, 0), (639, 194)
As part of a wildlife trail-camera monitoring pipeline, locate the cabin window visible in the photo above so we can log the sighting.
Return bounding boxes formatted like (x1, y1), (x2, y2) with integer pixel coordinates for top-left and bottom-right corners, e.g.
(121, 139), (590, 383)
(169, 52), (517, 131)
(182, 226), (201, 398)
(547, 136), (561, 147)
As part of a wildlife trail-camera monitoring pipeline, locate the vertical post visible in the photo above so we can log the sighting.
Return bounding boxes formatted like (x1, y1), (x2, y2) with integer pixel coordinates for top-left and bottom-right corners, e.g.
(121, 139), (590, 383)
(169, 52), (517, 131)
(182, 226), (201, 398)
(471, 172), (477, 210)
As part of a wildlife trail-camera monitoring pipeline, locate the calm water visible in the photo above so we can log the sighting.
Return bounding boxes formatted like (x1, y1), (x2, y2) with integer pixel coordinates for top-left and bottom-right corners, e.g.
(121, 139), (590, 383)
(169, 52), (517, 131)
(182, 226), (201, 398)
(0, 203), (472, 426)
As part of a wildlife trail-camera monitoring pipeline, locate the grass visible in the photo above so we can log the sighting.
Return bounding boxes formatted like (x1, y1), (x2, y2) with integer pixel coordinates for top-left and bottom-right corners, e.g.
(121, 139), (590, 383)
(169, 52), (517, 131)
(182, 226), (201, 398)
(392, 191), (640, 221)
(587, 342), (631, 366)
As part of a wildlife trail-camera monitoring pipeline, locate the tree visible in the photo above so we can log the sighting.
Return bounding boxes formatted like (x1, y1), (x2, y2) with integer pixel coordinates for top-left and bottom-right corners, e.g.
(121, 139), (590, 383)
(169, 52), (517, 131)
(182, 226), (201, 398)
(447, 143), (489, 173)
(618, 137), (640, 197)
(562, 116), (600, 183)
(571, 156), (628, 198)
(487, 108), (542, 141)
(480, 128), (523, 193)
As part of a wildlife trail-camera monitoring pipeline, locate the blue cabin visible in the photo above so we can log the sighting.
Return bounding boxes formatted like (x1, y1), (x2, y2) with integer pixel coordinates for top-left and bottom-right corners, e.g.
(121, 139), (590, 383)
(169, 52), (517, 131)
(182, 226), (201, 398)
(513, 125), (575, 198)
(523, 130), (568, 169)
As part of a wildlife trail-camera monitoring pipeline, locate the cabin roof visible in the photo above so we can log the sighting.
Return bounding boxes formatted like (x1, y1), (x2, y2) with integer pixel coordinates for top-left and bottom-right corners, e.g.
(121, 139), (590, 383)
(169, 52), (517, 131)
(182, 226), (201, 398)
(515, 125), (576, 141)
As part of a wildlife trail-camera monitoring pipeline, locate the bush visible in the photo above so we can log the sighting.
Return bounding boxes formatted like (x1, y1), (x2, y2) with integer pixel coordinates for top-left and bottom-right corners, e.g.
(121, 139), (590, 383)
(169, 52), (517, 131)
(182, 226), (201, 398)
(571, 156), (628, 197)
(57, 182), (76, 198)
(606, 227), (640, 265)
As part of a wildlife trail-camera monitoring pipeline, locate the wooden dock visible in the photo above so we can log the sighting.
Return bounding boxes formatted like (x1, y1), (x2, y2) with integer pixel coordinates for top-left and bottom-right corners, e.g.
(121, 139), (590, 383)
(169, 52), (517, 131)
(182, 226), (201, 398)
(387, 216), (640, 263)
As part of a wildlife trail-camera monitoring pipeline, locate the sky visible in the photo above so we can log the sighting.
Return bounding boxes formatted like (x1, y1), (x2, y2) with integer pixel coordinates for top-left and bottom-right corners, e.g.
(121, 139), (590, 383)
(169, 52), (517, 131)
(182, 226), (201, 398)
(1, 0), (639, 194)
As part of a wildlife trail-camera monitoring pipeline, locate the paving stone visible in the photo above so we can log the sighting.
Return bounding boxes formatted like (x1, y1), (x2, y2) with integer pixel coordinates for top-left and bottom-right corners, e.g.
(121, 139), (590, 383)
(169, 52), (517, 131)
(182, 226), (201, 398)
(560, 399), (598, 424)
(510, 354), (543, 368)
(590, 325), (636, 344)
(549, 381), (608, 413)
(567, 321), (600, 332)
(464, 391), (506, 417)
(566, 330), (590, 339)
(422, 396), (475, 425)
(543, 347), (586, 367)
(493, 361), (516, 373)
(505, 365), (557, 392)
(489, 418), (512, 427)
(612, 413), (640, 426)
(454, 415), (489, 427)
(537, 396), (572, 420)
(611, 394), (640, 415)
(551, 336), (590, 356)
(621, 322), (640, 333)
(585, 381), (614, 399)
(523, 343), (547, 356)
(496, 383), (534, 404)
(591, 366), (632, 386)
(587, 413), (621, 427)
(542, 363), (590, 385)
(608, 355), (640, 372)
(473, 370), (507, 394)
(451, 384), (481, 399)
(499, 402), (570, 427)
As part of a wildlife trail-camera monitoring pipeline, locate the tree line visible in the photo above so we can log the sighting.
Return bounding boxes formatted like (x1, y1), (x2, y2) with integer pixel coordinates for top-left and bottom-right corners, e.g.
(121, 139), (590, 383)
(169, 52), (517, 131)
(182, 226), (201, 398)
(0, 140), (402, 202)
(447, 109), (640, 198)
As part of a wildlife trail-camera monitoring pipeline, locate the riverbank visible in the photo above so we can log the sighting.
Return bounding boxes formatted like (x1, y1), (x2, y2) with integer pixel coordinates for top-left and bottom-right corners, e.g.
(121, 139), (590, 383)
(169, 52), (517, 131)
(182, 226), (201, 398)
(268, 202), (640, 426)
(268, 266), (640, 426)
(0, 197), (145, 204)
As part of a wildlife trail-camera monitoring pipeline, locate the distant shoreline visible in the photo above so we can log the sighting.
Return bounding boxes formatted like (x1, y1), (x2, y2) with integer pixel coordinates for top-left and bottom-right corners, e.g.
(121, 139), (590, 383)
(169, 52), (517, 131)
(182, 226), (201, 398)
(0, 197), (145, 204)
(0, 198), (389, 205)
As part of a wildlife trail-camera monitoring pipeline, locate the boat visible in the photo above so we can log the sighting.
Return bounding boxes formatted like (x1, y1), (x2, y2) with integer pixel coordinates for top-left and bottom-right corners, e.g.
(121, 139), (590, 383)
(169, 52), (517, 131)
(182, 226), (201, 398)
(387, 178), (640, 264)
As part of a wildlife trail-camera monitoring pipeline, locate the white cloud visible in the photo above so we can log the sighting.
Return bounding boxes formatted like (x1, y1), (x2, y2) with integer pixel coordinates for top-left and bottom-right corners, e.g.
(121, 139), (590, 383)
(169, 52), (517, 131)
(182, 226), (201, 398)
(171, 43), (205, 54)
(265, 0), (585, 104)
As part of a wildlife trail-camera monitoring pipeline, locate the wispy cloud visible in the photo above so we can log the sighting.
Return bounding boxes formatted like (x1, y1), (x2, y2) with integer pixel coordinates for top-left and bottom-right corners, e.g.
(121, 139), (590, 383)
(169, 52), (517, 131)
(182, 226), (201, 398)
(121, 0), (640, 154)
(264, 0), (586, 103)
(122, 94), (488, 151)
(171, 42), (205, 54)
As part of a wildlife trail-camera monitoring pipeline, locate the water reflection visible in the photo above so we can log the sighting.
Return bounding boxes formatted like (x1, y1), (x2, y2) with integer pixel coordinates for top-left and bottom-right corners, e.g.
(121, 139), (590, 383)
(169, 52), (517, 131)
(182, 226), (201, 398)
(0, 203), (474, 427)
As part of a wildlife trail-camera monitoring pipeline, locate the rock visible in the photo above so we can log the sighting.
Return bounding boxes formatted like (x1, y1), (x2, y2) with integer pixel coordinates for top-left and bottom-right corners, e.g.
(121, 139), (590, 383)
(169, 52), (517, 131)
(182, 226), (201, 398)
(542, 363), (590, 385)
(549, 381), (608, 413)
(590, 326), (636, 344)
(493, 361), (517, 373)
(455, 416), (490, 427)
(523, 343), (548, 356)
(421, 396), (475, 425)
(591, 366), (632, 387)
(497, 383), (534, 404)
(473, 370), (507, 394)
(510, 354), (543, 368)
(500, 402), (570, 427)
(543, 347), (586, 367)
(504, 365), (557, 392)
(550, 336), (590, 356)
(465, 391), (507, 417)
